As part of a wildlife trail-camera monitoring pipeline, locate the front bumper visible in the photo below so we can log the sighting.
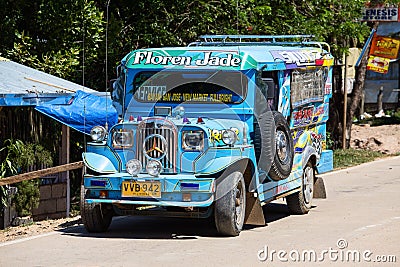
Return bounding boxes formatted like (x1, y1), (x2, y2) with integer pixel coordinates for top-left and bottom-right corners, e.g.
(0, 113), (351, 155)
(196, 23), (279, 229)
(83, 173), (215, 207)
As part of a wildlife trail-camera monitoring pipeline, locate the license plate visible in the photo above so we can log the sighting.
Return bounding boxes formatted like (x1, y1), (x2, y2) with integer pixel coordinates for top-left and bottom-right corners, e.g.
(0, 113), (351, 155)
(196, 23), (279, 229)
(121, 181), (161, 198)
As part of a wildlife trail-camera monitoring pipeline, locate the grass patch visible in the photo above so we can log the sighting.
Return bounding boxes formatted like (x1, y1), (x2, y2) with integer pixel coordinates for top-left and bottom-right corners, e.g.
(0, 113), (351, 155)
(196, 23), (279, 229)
(333, 148), (388, 169)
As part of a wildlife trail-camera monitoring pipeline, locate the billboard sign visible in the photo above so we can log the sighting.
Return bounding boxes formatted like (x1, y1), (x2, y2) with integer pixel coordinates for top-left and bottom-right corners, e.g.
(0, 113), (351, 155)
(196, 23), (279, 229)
(361, 5), (399, 21)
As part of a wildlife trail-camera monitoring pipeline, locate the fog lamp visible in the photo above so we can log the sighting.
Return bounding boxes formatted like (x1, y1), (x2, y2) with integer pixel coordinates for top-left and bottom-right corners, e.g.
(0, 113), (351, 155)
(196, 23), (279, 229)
(146, 160), (163, 177)
(126, 159), (142, 176)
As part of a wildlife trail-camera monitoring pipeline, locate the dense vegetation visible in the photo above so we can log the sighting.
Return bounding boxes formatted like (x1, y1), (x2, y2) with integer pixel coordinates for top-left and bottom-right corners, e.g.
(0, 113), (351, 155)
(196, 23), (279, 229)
(0, 0), (380, 90)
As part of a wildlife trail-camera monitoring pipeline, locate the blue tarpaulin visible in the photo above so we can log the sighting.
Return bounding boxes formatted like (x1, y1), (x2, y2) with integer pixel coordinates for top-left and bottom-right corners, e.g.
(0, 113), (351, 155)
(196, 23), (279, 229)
(35, 90), (118, 134)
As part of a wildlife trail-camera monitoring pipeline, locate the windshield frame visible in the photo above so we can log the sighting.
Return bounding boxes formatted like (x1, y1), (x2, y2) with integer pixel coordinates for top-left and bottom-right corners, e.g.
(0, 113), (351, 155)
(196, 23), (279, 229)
(130, 70), (248, 105)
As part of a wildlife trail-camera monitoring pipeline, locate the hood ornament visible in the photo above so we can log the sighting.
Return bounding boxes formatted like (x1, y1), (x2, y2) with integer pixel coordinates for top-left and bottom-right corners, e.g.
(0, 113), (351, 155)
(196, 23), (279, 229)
(143, 134), (168, 160)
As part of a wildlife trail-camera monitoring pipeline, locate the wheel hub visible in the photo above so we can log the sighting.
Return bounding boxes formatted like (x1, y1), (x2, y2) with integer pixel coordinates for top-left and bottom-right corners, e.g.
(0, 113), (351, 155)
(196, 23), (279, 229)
(235, 184), (244, 228)
(276, 130), (288, 163)
(303, 166), (314, 204)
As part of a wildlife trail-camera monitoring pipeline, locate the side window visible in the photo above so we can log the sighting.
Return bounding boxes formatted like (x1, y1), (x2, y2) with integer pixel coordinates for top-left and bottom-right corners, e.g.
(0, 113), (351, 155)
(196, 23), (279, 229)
(291, 67), (327, 107)
(256, 71), (279, 110)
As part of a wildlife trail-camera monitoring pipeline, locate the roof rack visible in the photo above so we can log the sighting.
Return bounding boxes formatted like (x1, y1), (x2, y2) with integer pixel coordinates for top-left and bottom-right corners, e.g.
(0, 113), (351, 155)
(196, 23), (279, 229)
(188, 35), (330, 52)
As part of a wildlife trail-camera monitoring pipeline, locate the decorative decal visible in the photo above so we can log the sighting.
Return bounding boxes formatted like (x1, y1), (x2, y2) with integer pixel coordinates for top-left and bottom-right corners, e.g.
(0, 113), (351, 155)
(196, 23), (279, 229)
(292, 125), (326, 155)
(310, 132), (323, 156)
(293, 106), (314, 127)
(292, 105), (326, 127)
(271, 50), (322, 68)
(209, 128), (239, 144)
(133, 51), (241, 67)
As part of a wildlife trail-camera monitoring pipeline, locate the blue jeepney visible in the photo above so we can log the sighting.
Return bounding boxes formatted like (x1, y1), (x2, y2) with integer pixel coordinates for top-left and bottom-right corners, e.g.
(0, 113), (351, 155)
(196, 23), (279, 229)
(81, 35), (334, 236)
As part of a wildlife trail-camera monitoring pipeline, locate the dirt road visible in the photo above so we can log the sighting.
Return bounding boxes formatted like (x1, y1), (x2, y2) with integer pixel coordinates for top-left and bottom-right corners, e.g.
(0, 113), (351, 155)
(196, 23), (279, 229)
(1, 157), (399, 266)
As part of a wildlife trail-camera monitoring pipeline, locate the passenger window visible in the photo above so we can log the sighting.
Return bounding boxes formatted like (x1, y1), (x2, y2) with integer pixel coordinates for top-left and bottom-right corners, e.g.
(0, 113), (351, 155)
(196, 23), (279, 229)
(257, 71), (278, 110)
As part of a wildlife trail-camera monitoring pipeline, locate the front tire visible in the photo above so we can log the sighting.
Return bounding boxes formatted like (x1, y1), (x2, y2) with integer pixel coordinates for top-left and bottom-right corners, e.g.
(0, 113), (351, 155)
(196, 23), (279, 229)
(286, 162), (314, 214)
(80, 186), (113, 233)
(214, 172), (246, 236)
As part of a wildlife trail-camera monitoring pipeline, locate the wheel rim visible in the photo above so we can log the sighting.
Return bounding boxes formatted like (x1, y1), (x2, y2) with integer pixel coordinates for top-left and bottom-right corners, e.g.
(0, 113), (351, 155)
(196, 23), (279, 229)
(234, 180), (245, 229)
(276, 130), (288, 164)
(303, 166), (314, 205)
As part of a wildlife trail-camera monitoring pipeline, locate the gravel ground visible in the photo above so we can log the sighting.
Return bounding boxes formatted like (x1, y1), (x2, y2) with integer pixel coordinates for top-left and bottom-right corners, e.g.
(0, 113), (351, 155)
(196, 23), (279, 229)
(350, 124), (400, 154)
(0, 216), (81, 243)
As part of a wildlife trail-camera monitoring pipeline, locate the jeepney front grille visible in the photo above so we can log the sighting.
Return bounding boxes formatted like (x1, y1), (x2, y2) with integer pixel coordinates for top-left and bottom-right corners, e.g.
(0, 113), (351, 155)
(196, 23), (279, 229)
(137, 122), (177, 173)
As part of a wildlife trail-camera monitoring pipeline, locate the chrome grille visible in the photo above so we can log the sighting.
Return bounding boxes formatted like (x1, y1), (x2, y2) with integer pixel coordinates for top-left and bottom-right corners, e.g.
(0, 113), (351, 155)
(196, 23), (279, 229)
(137, 120), (177, 173)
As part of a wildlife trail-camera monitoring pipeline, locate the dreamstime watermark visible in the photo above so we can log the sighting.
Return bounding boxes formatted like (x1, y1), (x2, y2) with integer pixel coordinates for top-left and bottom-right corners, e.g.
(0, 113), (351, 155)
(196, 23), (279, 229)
(257, 238), (397, 263)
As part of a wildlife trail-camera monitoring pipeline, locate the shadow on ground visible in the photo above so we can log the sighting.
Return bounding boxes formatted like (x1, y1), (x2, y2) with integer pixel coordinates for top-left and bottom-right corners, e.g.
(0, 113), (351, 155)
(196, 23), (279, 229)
(58, 202), (293, 240)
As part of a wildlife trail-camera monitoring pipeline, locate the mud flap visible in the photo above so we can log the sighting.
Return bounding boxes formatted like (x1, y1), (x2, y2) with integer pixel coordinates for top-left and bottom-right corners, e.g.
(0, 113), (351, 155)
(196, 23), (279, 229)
(313, 176), (327, 199)
(244, 192), (266, 226)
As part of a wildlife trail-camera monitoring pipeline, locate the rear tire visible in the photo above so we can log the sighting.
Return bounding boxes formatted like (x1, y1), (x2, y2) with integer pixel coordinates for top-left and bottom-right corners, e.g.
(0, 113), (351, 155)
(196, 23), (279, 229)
(214, 172), (246, 236)
(80, 186), (113, 233)
(286, 162), (314, 214)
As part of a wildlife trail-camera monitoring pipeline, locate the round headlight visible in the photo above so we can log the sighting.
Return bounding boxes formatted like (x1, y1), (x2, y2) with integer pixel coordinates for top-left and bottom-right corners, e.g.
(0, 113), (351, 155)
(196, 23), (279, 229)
(222, 129), (238, 145)
(146, 160), (162, 177)
(90, 126), (106, 142)
(112, 130), (133, 148)
(182, 131), (204, 150)
(126, 159), (142, 176)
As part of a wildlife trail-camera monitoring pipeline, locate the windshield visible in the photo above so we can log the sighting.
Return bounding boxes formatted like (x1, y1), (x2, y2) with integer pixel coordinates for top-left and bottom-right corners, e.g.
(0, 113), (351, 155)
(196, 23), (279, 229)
(131, 71), (247, 104)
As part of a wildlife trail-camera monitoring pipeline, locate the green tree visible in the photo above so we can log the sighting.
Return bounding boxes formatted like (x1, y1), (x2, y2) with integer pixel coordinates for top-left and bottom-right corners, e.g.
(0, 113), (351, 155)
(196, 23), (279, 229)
(0, 140), (24, 207)
(0, 140), (53, 216)
(2, 0), (399, 149)
(0, 0), (104, 89)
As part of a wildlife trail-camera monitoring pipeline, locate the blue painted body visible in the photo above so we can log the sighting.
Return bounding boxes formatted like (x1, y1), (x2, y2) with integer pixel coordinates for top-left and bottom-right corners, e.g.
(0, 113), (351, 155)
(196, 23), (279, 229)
(83, 39), (334, 215)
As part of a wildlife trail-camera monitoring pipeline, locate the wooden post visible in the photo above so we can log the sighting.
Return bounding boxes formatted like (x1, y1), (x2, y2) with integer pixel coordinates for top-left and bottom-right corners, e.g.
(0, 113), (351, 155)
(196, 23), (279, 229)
(342, 53), (348, 149)
(0, 162), (84, 186)
(360, 90), (365, 116)
(377, 86), (383, 112)
(60, 125), (70, 217)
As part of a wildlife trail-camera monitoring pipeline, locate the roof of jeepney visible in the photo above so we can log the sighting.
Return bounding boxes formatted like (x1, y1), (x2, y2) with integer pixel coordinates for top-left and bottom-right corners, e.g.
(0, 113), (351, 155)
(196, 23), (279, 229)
(123, 44), (333, 71)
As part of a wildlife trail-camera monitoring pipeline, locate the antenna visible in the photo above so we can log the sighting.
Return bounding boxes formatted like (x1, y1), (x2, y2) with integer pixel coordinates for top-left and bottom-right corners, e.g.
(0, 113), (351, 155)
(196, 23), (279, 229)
(82, 6), (87, 153)
(236, 0), (239, 34)
(105, 0), (111, 131)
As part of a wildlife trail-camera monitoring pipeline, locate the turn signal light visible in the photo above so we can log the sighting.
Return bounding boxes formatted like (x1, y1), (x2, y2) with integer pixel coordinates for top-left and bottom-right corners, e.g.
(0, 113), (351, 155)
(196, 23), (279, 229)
(99, 190), (108, 199)
(315, 59), (324, 66)
(182, 193), (192, 202)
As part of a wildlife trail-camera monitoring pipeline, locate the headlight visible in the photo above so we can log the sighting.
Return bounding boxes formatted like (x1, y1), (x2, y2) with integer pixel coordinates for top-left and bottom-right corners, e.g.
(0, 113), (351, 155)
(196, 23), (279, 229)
(222, 129), (237, 146)
(146, 160), (162, 177)
(173, 106), (185, 118)
(90, 126), (106, 142)
(182, 131), (204, 151)
(126, 159), (142, 176)
(112, 129), (133, 148)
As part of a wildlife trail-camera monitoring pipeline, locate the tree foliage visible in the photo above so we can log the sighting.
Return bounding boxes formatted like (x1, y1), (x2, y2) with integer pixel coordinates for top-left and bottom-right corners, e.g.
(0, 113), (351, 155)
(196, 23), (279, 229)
(0, 0), (397, 150)
(0, 0), (104, 89)
(0, 139), (53, 215)
(0, 0), (376, 88)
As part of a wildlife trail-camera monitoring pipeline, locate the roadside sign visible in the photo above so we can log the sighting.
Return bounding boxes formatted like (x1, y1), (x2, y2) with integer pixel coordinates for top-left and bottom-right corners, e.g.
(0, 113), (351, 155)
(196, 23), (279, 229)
(370, 35), (400, 59)
(367, 55), (390, 74)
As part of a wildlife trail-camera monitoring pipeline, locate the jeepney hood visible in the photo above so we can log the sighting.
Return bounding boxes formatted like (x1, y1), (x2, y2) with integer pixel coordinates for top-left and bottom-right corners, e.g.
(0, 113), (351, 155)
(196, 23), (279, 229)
(84, 116), (250, 175)
(112, 116), (249, 146)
